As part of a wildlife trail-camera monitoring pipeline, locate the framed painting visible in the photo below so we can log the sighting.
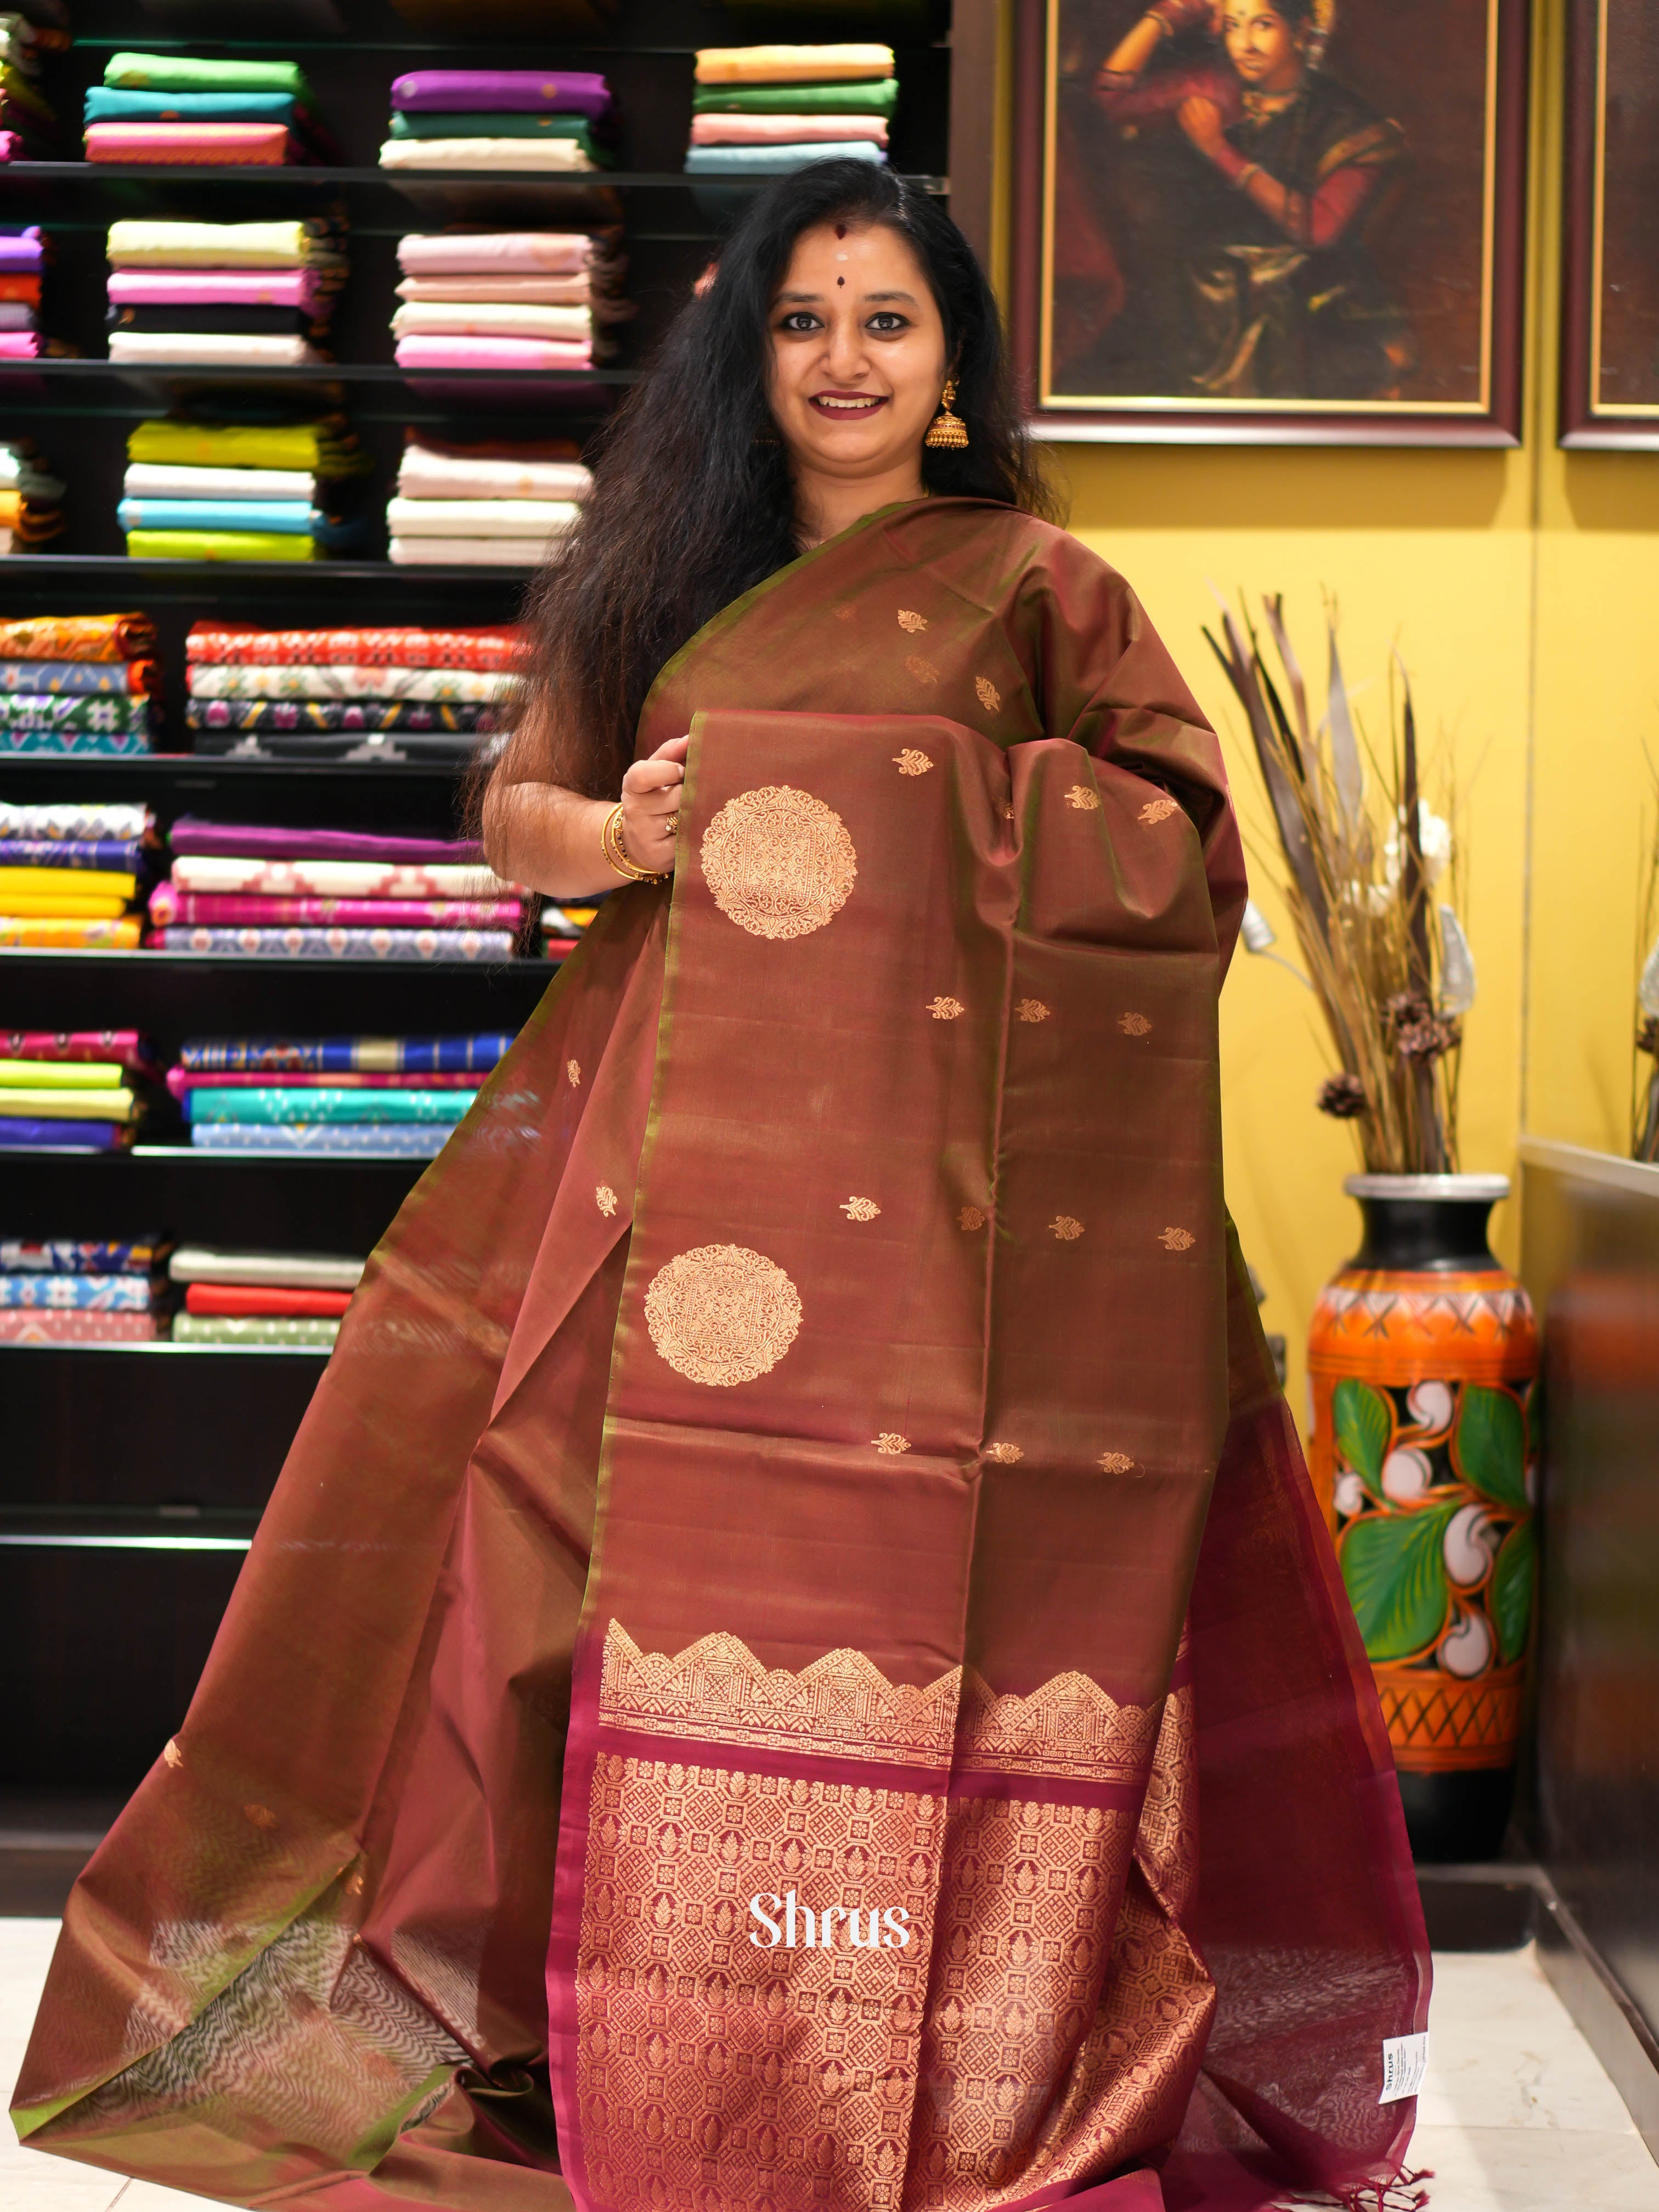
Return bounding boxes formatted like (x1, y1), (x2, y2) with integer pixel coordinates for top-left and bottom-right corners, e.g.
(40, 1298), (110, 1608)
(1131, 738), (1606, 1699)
(1561, 0), (1659, 445)
(1009, 0), (1530, 444)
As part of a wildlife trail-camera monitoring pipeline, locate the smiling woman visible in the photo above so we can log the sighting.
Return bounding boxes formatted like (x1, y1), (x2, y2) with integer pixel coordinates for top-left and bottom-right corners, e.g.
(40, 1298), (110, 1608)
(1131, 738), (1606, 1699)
(16, 160), (1430, 2212)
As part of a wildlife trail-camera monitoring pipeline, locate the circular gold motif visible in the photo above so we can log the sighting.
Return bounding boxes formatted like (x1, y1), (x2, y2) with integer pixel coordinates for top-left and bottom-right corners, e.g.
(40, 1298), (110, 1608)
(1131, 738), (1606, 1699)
(699, 786), (857, 941)
(644, 1243), (803, 1387)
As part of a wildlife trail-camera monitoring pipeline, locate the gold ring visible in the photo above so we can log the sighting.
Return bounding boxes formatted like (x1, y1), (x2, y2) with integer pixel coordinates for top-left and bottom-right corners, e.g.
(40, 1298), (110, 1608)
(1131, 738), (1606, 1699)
(665, 814), (680, 837)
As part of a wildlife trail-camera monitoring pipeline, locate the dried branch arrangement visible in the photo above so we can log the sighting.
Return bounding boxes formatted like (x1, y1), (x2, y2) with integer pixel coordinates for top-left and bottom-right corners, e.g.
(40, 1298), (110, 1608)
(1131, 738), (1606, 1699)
(1206, 595), (1470, 1175)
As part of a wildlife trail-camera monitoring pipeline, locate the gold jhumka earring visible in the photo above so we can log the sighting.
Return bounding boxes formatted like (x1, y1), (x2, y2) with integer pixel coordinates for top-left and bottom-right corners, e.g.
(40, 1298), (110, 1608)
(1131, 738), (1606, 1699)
(923, 376), (968, 449)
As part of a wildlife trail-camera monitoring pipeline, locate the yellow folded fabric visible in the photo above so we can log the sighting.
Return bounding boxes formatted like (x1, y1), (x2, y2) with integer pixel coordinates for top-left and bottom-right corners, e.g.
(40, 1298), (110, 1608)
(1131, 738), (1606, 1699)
(0, 1058), (125, 1087)
(0, 917), (144, 949)
(694, 44), (895, 84)
(0, 1086), (136, 1120)
(0, 894), (132, 919)
(0, 866), (137, 899)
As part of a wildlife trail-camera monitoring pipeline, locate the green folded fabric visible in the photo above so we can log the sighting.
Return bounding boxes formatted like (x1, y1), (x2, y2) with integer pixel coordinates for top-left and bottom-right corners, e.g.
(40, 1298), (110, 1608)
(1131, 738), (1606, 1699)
(692, 78), (898, 116)
(127, 419), (370, 478)
(104, 51), (311, 100)
(388, 111), (596, 142)
(172, 1313), (338, 1347)
(126, 529), (318, 563)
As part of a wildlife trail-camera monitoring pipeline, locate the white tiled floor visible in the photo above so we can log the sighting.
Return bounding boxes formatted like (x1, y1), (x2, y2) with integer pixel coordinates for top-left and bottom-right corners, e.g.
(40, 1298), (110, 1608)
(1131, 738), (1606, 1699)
(3, 1921), (1657, 2210)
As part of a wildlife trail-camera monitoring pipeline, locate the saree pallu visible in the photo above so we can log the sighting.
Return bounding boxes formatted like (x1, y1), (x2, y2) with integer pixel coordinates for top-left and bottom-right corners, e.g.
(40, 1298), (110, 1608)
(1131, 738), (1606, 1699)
(14, 500), (1424, 2212)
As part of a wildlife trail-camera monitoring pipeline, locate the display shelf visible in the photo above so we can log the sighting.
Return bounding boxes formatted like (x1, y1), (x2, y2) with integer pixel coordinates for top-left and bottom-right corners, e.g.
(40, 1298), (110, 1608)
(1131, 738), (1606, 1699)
(0, 162), (945, 190)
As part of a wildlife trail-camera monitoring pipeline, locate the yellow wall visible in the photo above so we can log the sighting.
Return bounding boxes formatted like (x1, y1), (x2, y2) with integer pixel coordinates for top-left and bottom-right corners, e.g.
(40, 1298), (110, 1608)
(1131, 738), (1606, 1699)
(991, 0), (1656, 1426)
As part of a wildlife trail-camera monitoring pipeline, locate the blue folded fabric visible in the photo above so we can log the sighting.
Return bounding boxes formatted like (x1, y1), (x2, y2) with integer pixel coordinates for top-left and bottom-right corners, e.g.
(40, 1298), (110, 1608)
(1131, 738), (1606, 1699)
(116, 499), (319, 537)
(684, 142), (886, 173)
(191, 1121), (451, 1156)
(0, 1117), (125, 1150)
(84, 87), (300, 124)
(0, 838), (143, 870)
(185, 1085), (471, 1125)
(0, 1272), (154, 1310)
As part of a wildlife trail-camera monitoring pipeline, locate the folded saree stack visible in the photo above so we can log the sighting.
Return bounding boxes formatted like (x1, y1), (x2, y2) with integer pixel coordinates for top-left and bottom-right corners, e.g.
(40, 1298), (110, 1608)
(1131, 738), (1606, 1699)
(0, 437), (64, 549)
(380, 68), (611, 173)
(121, 409), (370, 562)
(105, 211), (346, 382)
(86, 52), (325, 167)
(168, 1244), (364, 1347)
(150, 814), (523, 959)
(392, 228), (620, 381)
(106, 217), (346, 375)
(542, 898), (598, 961)
(182, 620), (524, 760)
(0, 1026), (158, 1152)
(688, 45), (895, 173)
(0, 1230), (170, 1343)
(388, 431), (590, 567)
(0, 11), (72, 161)
(170, 1030), (513, 1159)
(0, 223), (71, 357)
(0, 617), (156, 757)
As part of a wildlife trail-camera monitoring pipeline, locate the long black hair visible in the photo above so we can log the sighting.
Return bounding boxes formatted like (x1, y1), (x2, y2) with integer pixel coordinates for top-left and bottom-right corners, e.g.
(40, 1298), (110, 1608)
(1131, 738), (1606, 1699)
(495, 160), (1056, 800)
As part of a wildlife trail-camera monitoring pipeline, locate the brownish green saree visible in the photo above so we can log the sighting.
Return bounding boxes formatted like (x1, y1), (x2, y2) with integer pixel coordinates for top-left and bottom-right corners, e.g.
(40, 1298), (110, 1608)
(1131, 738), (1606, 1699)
(13, 500), (1429, 2212)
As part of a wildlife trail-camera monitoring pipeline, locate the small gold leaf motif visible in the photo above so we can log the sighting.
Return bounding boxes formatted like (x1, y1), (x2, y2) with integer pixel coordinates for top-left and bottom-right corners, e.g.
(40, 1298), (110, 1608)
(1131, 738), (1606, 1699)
(701, 785), (857, 941)
(1016, 998), (1051, 1024)
(892, 748), (934, 776)
(975, 676), (1002, 712)
(596, 1184), (618, 1217)
(1139, 797), (1180, 824)
(840, 1196), (881, 1222)
(898, 608), (928, 633)
(926, 996), (965, 1020)
(1065, 785), (1102, 811)
(343, 1869), (366, 1897)
(1159, 1226), (1196, 1251)
(1098, 1452), (1136, 1474)
(1119, 1012), (1153, 1037)
(245, 1803), (278, 1831)
(985, 1442), (1024, 1464)
(833, 602), (857, 623)
(958, 1205), (986, 1231)
(904, 653), (940, 687)
(874, 1432), (911, 1455)
(163, 1737), (183, 1769)
(1050, 1215), (1085, 1242)
(644, 1244), (803, 1387)
(566, 1059), (582, 1087)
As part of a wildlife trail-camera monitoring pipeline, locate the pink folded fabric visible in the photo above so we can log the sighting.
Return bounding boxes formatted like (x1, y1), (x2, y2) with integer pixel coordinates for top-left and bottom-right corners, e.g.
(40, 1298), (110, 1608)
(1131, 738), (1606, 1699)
(167, 1068), (488, 1097)
(689, 114), (888, 146)
(108, 269), (328, 310)
(0, 330), (39, 357)
(150, 889), (524, 929)
(84, 122), (293, 166)
(0, 133), (20, 164)
(395, 273), (592, 304)
(396, 233), (593, 278)
(393, 335), (594, 371)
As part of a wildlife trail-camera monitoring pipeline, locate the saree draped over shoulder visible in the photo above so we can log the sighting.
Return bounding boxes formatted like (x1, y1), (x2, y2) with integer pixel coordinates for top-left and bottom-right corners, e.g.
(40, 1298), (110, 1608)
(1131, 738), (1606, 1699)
(13, 501), (1428, 2212)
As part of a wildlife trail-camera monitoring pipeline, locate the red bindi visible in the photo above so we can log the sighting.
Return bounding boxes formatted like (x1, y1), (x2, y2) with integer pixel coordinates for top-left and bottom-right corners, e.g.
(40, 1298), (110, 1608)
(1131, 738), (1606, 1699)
(837, 276), (845, 286)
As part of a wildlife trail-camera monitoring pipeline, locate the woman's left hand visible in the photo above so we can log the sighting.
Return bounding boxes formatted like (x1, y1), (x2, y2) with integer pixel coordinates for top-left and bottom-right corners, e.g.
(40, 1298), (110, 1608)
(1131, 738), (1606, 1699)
(1176, 94), (1227, 154)
(618, 733), (690, 876)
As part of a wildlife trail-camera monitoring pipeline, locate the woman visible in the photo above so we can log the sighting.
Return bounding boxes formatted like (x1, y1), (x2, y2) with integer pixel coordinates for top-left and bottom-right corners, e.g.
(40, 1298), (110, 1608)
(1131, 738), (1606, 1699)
(15, 163), (1426, 2212)
(1094, 0), (1414, 399)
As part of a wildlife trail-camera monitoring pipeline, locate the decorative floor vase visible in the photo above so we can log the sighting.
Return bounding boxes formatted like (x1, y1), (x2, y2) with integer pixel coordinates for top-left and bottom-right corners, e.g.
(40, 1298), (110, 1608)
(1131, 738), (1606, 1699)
(1309, 1173), (1539, 1862)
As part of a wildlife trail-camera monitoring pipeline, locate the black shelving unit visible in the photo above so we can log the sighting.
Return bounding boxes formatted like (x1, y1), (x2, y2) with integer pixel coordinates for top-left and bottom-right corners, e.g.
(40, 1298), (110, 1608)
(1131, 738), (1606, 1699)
(3, 0), (955, 1788)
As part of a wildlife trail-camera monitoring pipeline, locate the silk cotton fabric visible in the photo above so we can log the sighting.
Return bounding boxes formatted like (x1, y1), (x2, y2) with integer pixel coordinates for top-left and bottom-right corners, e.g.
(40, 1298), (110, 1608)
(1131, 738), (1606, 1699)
(13, 500), (1426, 2212)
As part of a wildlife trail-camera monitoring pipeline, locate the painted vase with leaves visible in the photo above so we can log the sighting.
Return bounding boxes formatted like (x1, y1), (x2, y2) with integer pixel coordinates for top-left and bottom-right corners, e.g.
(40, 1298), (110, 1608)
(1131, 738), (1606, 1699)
(1214, 600), (1539, 1860)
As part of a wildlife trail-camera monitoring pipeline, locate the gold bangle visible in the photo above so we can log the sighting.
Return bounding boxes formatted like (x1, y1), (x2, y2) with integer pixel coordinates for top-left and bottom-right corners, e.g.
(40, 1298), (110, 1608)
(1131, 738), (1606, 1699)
(601, 800), (668, 885)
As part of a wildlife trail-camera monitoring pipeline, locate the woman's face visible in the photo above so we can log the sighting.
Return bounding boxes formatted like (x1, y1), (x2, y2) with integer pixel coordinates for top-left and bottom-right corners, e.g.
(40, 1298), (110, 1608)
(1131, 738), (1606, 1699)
(1223, 3), (1307, 92)
(766, 220), (949, 484)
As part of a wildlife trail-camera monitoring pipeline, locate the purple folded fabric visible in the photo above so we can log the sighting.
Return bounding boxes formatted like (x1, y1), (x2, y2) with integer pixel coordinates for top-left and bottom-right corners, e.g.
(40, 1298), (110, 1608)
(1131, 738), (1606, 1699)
(0, 229), (42, 273)
(108, 270), (328, 311)
(168, 815), (484, 865)
(390, 70), (611, 119)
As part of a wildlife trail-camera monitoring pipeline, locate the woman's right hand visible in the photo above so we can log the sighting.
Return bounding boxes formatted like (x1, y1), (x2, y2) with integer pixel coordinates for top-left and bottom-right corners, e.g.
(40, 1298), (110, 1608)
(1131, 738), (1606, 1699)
(616, 733), (690, 877)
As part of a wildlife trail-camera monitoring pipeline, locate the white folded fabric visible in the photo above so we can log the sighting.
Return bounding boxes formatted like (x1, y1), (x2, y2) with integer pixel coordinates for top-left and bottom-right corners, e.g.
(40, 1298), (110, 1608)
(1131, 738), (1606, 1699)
(396, 274), (592, 305)
(389, 538), (541, 566)
(187, 663), (516, 702)
(385, 496), (581, 539)
(124, 464), (318, 502)
(395, 450), (592, 501)
(171, 856), (509, 897)
(168, 1245), (365, 1290)
(390, 301), (593, 342)
(108, 332), (325, 367)
(379, 138), (595, 172)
